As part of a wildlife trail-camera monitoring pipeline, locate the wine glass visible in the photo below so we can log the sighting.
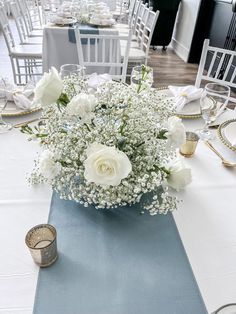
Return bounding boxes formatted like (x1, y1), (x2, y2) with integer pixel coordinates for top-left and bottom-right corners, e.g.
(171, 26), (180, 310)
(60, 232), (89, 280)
(0, 78), (12, 133)
(197, 83), (230, 140)
(130, 65), (153, 93)
(60, 64), (85, 79)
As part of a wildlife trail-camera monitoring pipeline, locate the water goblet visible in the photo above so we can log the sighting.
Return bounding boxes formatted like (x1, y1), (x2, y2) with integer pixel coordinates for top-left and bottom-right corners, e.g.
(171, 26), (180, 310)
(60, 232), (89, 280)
(130, 65), (153, 93)
(0, 78), (12, 133)
(197, 82), (230, 140)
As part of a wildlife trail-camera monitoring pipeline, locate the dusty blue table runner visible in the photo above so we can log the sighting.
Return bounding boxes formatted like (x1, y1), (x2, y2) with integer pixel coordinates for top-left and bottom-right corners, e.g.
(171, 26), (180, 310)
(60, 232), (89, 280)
(68, 23), (99, 44)
(33, 192), (207, 314)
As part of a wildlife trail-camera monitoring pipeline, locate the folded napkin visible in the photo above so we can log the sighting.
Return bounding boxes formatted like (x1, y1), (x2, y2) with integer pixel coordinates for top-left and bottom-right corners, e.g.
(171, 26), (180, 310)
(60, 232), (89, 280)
(87, 73), (112, 90)
(168, 85), (203, 112)
(0, 81), (34, 110)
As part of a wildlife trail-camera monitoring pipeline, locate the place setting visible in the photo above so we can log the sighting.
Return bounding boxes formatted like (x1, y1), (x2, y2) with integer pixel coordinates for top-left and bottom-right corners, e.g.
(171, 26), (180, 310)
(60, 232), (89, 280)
(0, 77), (42, 132)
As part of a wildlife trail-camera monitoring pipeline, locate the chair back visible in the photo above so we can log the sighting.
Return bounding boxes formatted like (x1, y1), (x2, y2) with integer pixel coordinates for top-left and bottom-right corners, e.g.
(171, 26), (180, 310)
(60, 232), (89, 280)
(195, 39), (236, 103)
(10, 1), (29, 44)
(134, 3), (147, 39)
(137, 8), (159, 64)
(0, 4), (15, 53)
(129, 0), (141, 29)
(75, 29), (132, 82)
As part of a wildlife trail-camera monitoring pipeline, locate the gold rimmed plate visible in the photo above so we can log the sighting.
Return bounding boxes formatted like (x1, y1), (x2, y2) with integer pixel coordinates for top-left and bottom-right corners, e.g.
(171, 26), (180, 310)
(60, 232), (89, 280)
(2, 101), (41, 117)
(218, 119), (236, 152)
(156, 87), (202, 119)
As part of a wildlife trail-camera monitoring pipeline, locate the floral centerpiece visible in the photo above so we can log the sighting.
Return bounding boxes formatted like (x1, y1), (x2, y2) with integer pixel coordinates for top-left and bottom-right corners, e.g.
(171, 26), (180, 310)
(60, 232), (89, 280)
(22, 67), (192, 215)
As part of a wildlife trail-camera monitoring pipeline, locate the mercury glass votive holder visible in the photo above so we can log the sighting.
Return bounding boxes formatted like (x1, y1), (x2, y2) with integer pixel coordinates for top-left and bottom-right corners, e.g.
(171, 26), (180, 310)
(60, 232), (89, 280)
(180, 132), (199, 157)
(25, 224), (58, 267)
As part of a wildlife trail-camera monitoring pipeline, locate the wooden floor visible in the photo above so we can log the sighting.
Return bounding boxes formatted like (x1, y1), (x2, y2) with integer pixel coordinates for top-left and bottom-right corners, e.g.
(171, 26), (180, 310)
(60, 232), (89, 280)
(148, 49), (198, 88)
(0, 21), (199, 86)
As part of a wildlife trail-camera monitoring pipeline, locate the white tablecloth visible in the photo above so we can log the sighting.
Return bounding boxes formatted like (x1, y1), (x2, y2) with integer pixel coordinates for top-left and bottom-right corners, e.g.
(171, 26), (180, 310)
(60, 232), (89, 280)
(42, 24), (120, 73)
(1, 113), (236, 313)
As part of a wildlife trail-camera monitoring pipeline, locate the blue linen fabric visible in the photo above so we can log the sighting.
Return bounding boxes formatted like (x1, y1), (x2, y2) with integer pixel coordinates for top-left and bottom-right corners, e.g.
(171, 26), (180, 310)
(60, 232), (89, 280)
(33, 192), (207, 314)
(68, 23), (99, 44)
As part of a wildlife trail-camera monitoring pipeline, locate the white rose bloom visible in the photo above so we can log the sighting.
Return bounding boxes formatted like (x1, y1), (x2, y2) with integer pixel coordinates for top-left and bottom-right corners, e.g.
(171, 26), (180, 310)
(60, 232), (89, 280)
(84, 143), (132, 186)
(38, 150), (61, 180)
(166, 116), (186, 148)
(34, 67), (63, 107)
(66, 93), (97, 123)
(166, 158), (192, 191)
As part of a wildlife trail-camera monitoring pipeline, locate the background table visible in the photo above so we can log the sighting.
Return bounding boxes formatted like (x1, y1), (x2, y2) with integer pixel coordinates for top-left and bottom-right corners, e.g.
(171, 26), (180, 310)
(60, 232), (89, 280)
(43, 24), (120, 73)
(1, 113), (236, 313)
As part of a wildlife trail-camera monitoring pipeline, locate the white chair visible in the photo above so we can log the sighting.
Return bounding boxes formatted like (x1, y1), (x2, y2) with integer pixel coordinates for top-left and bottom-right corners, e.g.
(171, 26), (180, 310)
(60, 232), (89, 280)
(75, 29), (132, 82)
(15, 0), (43, 37)
(196, 39), (236, 104)
(10, 2), (42, 45)
(0, 4), (42, 85)
(121, 7), (159, 65)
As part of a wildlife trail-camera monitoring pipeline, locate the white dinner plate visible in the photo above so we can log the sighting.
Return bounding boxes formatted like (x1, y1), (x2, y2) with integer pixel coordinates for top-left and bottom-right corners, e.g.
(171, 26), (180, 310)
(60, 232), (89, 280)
(218, 119), (236, 152)
(157, 88), (201, 119)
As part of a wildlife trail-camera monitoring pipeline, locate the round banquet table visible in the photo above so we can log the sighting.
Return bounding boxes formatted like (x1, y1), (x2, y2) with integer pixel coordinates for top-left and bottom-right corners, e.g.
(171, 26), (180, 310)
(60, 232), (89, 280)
(0, 109), (236, 314)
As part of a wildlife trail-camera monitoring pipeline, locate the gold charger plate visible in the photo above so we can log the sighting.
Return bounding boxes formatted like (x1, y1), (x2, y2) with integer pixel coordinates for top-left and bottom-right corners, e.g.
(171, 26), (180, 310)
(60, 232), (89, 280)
(157, 87), (202, 119)
(2, 101), (41, 117)
(217, 119), (236, 152)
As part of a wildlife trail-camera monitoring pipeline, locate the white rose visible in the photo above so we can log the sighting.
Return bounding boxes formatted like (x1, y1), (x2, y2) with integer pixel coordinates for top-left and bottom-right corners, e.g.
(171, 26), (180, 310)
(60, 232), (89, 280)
(166, 158), (192, 191)
(166, 116), (186, 148)
(38, 150), (61, 180)
(34, 67), (63, 107)
(66, 93), (97, 123)
(84, 143), (132, 186)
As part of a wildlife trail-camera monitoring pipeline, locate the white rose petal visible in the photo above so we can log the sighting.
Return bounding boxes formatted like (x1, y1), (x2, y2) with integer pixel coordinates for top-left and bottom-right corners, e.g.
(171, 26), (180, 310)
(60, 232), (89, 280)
(66, 93), (97, 123)
(38, 150), (61, 180)
(34, 67), (63, 107)
(166, 158), (192, 191)
(166, 116), (186, 148)
(84, 143), (132, 186)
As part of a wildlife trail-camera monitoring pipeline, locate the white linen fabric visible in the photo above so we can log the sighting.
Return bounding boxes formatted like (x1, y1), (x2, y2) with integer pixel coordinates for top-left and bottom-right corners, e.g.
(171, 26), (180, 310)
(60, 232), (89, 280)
(169, 85), (203, 112)
(43, 24), (119, 74)
(0, 113), (51, 314)
(1, 114), (236, 313)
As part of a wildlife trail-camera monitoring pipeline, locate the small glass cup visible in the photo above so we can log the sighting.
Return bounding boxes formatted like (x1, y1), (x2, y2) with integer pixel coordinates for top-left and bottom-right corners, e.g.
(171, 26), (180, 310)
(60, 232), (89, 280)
(60, 64), (84, 79)
(25, 224), (58, 267)
(130, 65), (153, 93)
(180, 131), (199, 157)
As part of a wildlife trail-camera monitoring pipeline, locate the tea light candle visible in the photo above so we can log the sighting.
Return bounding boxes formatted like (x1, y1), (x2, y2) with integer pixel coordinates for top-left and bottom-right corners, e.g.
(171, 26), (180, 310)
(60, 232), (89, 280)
(25, 224), (58, 267)
(180, 132), (199, 157)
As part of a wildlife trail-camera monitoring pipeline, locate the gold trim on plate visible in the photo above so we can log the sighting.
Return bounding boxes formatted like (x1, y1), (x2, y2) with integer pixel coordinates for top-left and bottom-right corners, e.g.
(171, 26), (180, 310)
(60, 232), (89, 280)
(2, 106), (41, 117)
(217, 119), (236, 152)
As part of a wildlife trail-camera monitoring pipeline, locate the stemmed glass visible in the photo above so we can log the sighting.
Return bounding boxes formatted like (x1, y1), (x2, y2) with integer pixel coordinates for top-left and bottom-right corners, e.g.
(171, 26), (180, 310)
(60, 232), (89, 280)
(0, 78), (12, 133)
(197, 83), (230, 140)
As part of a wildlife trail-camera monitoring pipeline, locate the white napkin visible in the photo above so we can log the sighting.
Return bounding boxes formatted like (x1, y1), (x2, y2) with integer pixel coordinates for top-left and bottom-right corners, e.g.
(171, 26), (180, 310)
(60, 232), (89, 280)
(168, 85), (203, 112)
(0, 81), (34, 110)
(87, 73), (112, 90)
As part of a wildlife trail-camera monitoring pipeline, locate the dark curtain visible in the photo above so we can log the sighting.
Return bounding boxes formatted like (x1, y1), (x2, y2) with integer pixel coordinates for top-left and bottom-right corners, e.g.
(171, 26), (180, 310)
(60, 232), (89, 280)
(148, 0), (181, 47)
